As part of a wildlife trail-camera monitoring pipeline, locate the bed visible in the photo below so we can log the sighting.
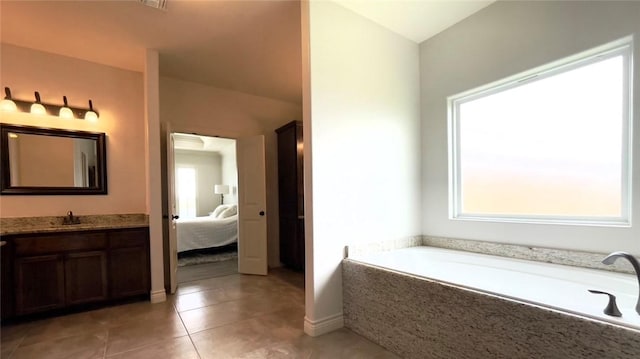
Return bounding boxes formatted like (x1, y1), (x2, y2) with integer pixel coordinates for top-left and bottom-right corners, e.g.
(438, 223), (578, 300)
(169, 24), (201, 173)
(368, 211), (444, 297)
(176, 206), (238, 253)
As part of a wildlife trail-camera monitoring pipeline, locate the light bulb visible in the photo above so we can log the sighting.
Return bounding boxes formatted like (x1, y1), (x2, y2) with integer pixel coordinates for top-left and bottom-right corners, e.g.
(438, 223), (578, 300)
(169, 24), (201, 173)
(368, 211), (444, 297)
(1, 87), (17, 112)
(30, 91), (46, 115)
(59, 96), (73, 119)
(84, 99), (98, 121)
(84, 111), (98, 122)
(0, 99), (16, 112)
(60, 107), (73, 119)
(30, 103), (46, 115)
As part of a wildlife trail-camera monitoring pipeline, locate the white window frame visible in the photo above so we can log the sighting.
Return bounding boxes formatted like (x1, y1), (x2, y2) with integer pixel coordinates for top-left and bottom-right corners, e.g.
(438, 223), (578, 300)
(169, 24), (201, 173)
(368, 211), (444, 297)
(448, 36), (633, 227)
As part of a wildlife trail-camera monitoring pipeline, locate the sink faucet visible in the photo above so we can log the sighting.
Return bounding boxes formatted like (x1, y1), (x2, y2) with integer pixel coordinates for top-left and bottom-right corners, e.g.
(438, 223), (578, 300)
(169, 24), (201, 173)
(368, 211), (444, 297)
(602, 251), (640, 315)
(62, 211), (81, 225)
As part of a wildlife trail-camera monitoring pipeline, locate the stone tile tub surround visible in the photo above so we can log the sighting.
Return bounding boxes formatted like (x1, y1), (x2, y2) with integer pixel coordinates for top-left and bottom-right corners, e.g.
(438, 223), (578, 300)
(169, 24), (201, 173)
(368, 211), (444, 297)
(0, 213), (148, 235)
(423, 236), (637, 275)
(343, 260), (640, 359)
(347, 236), (636, 275)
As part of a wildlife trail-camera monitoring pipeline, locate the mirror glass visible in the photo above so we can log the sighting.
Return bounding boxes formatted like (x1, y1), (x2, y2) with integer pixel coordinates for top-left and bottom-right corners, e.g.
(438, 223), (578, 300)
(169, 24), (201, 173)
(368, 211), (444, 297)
(1, 124), (107, 195)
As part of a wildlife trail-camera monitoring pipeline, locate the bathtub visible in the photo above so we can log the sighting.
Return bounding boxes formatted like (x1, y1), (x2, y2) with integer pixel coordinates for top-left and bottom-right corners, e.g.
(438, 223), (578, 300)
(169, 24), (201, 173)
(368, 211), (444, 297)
(344, 246), (640, 358)
(349, 246), (640, 331)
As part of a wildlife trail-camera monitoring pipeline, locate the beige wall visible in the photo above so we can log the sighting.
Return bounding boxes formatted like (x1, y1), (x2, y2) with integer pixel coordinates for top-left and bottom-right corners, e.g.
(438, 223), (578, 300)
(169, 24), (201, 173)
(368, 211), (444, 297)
(0, 44), (146, 217)
(160, 76), (302, 267)
(15, 134), (74, 186)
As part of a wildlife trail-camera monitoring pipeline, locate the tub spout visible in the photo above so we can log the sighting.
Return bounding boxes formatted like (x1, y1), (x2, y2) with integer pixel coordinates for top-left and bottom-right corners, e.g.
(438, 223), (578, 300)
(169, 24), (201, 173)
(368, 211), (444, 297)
(602, 251), (640, 315)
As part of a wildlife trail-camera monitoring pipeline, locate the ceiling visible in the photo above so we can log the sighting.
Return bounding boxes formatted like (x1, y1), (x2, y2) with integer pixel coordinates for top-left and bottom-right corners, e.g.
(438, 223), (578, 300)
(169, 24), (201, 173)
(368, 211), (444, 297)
(0, 0), (303, 103)
(173, 133), (235, 153)
(336, 0), (495, 43)
(1, 0), (494, 105)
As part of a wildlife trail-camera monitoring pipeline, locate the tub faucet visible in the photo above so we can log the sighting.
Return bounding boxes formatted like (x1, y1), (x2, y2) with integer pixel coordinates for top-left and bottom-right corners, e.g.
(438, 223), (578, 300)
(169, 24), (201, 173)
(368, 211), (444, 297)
(602, 251), (640, 315)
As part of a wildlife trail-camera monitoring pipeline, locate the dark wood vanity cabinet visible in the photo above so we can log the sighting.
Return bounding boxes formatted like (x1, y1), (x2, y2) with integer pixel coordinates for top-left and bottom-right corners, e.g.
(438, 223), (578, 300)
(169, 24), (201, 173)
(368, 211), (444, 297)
(109, 228), (150, 299)
(276, 121), (305, 271)
(1, 227), (149, 319)
(15, 254), (65, 314)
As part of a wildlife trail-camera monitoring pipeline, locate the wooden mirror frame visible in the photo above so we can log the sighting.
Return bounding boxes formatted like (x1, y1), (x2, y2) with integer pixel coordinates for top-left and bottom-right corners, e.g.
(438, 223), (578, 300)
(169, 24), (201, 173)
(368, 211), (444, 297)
(0, 123), (107, 195)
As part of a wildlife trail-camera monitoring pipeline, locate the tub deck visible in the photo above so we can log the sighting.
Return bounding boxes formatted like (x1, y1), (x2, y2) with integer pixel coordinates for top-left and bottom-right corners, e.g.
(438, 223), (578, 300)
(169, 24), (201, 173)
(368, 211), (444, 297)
(349, 246), (639, 330)
(344, 246), (640, 359)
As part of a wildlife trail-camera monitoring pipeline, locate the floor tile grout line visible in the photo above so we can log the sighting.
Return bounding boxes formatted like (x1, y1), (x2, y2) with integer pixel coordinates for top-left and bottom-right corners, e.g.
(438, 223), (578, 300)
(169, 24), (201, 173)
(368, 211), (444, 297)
(174, 298), (203, 359)
(182, 303), (302, 337)
(6, 331), (27, 359)
(102, 327), (109, 359)
(5, 320), (34, 358)
(175, 289), (294, 314)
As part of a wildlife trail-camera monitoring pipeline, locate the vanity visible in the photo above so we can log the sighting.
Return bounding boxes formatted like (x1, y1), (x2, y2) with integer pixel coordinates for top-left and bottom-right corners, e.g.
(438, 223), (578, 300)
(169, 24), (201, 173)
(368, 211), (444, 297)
(0, 217), (150, 320)
(0, 123), (151, 321)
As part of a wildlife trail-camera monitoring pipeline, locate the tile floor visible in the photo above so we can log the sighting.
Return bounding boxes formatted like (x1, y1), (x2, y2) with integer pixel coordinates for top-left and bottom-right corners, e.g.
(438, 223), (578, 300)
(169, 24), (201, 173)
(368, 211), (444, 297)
(1, 268), (399, 358)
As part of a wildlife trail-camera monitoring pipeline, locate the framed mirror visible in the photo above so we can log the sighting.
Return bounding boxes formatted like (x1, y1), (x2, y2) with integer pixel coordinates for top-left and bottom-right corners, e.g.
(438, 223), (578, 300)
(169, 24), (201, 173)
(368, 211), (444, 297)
(0, 123), (107, 195)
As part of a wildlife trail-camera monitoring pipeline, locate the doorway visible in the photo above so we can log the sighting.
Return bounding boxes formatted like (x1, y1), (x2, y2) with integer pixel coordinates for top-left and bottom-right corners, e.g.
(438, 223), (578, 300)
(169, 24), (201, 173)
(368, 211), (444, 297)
(171, 133), (239, 283)
(164, 130), (269, 293)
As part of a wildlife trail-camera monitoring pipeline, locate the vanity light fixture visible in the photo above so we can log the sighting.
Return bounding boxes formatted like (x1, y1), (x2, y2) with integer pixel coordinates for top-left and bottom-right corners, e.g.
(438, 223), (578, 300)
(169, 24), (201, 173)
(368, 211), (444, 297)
(59, 96), (74, 119)
(0, 87), (99, 121)
(30, 92), (46, 115)
(0, 87), (17, 112)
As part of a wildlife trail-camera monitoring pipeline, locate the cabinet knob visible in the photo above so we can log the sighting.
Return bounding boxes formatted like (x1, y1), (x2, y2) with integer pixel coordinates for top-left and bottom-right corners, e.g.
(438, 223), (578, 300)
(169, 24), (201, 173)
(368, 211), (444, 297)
(259, 211), (265, 216)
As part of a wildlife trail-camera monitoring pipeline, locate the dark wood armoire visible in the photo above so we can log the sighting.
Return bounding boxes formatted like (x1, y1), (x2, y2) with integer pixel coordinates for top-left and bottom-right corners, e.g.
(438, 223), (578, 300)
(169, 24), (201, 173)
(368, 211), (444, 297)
(276, 121), (305, 271)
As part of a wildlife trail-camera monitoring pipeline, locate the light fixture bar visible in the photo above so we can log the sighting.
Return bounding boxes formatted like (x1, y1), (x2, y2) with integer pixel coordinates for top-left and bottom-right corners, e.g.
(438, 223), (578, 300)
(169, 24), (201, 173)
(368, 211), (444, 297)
(1, 87), (99, 120)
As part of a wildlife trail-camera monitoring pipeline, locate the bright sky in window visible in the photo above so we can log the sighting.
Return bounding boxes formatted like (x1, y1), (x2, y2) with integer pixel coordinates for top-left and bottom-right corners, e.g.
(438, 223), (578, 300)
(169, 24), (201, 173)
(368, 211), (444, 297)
(452, 44), (630, 222)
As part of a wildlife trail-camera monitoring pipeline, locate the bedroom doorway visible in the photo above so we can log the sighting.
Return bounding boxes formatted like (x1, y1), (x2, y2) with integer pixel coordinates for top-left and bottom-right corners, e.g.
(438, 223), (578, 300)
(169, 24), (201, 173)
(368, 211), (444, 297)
(170, 133), (240, 284)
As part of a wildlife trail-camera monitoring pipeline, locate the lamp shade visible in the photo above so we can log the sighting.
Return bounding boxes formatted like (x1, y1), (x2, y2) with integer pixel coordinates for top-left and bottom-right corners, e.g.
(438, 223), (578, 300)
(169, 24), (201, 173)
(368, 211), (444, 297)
(59, 96), (73, 119)
(0, 99), (16, 112)
(214, 184), (230, 195)
(1, 87), (17, 112)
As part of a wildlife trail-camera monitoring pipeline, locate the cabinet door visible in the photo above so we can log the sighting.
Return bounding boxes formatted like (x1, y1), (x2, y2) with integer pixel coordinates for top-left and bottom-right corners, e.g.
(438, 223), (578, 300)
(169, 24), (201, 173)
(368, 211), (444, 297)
(65, 251), (108, 305)
(110, 246), (149, 298)
(15, 254), (65, 315)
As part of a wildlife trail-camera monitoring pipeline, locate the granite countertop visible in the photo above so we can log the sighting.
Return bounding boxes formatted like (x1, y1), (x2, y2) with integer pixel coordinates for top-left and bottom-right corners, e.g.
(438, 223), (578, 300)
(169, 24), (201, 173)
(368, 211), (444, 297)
(0, 214), (149, 236)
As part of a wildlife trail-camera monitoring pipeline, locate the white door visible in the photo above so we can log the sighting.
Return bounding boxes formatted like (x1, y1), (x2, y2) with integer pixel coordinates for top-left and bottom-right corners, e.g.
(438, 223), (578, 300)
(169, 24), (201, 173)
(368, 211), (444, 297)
(236, 135), (268, 275)
(167, 131), (178, 293)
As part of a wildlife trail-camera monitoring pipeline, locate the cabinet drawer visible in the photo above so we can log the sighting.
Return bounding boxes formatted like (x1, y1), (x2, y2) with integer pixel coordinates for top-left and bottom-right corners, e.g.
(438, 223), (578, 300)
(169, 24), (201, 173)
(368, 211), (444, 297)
(109, 228), (148, 248)
(15, 232), (107, 256)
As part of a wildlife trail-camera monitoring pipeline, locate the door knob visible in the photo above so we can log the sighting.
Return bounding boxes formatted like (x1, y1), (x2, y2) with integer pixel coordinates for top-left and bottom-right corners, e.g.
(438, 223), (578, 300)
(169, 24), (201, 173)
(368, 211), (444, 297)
(172, 215), (180, 220)
(259, 211), (265, 216)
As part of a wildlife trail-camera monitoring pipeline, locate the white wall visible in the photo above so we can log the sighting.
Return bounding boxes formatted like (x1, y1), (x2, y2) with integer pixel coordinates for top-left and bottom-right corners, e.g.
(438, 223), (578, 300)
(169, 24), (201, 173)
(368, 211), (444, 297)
(219, 143), (238, 205)
(160, 76), (301, 267)
(420, 1), (640, 255)
(305, 1), (421, 334)
(174, 150), (222, 216)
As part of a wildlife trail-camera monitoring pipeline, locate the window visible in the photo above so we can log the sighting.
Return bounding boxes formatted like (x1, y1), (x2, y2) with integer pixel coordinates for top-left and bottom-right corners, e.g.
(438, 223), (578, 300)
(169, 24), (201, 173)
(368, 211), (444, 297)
(176, 167), (197, 219)
(448, 37), (632, 226)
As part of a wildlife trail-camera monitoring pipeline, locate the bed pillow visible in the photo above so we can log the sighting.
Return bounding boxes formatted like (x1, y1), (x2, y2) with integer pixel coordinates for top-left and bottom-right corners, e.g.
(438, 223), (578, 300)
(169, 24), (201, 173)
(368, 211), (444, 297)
(218, 205), (237, 219)
(210, 204), (230, 218)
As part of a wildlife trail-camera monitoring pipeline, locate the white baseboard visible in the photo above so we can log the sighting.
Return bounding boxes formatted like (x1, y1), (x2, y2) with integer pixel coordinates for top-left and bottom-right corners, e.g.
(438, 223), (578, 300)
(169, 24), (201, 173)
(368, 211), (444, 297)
(150, 289), (167, 303)
(304, 313), (344, 337)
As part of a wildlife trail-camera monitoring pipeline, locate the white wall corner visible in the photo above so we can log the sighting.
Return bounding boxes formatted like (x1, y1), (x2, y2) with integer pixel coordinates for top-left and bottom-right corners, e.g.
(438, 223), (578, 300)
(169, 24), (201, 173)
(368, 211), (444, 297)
(304, 313), (344, 337)
(150, 289), (167, 303)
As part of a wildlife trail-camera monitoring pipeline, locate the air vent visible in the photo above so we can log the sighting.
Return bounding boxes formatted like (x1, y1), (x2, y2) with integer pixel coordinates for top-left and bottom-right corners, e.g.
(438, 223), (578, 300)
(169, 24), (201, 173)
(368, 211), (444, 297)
(139, 0), (168, 11)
